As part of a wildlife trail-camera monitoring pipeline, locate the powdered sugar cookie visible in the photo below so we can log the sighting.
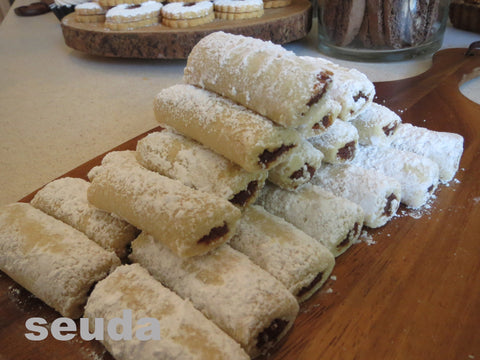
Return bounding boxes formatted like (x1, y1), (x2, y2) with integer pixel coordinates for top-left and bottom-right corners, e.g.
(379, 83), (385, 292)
(105, 1), (162, 30)
(161, 1), (214, 28)
(75, 1), (106, 22)
(214, 0), (264, 19)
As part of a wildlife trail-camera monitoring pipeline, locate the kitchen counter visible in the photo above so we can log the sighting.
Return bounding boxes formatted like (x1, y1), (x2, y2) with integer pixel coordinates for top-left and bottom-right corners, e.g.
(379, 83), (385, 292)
(0, 1), (478, 205)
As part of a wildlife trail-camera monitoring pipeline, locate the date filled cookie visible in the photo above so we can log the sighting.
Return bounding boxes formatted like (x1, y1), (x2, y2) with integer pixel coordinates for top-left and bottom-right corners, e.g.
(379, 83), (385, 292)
(161, 1), (214, 28)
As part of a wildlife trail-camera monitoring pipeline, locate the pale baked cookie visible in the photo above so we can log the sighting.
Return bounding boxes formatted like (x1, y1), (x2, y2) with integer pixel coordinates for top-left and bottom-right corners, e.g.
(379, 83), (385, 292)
(268, 138), (324, 190)
(105, 1), (162, 30)
(350, 102), (401, 146)
(214, 0), (264, 19)
(184, 32), (336, 129)
(256, 183), (364, 257)
(389, 123), (464, 182)
(350, 145), (440, 209)
(230, 205), (335, 303)
(0, 203), (120, 319)
(74, 1), (106, 22)
(308, 119), (359, 164)
(130, 234), (299, 358)
(87, 150), (242, 258)
(161, 1), (214, 28)
(263, 0), (291, 9)
(136, 130), (268, 208)
(85, 264), (250, 360)
(154, 84), (301, 172)
(30, 177), (138, 260)
(311, 163), (402, 228)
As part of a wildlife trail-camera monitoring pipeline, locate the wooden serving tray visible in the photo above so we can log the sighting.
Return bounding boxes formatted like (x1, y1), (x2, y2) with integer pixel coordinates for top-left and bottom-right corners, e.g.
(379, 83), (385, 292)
(60, 0), (312, 59)
(1, 47), (480, 360)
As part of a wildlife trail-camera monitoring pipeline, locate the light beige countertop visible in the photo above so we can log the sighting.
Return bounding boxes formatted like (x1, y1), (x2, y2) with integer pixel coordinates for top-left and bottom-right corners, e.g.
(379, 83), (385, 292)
(0, 1), (479, 205)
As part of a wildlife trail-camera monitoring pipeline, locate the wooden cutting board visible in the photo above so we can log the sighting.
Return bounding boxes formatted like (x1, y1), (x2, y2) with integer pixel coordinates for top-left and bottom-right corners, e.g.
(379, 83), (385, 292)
(1, 47), (479, 360)
(60, 0), (312, 59)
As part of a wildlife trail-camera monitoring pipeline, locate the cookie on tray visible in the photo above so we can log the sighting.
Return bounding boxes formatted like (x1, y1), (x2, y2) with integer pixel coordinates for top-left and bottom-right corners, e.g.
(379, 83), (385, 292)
(161, 1), (214, 28)
(263, 0), (291, 9)
(105, 0), (162, 30)
(213, 0), (264, 20)
(75, 2), (106, 23)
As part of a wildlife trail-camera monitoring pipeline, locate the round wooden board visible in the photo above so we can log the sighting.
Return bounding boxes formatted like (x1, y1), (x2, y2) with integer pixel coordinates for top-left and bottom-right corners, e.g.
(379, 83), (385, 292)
(61, 0), (312, 59)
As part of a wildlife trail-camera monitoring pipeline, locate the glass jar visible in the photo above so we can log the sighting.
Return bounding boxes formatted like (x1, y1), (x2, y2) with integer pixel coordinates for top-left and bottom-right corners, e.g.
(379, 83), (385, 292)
(317, 0), (451, 61)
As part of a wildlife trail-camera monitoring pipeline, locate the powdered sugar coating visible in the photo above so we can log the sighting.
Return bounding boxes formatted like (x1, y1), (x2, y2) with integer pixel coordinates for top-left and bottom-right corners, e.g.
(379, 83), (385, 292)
(130, 234), (299, 358)
(85, 264), (250, 360)
(0, 203), (120, 318)
(213, 0), (263, 12)
(389, 123), (464, 182)
(350, 145), (439, 209)
(229, 205), (335, 302)
(154, 84), (301, 172)
(31, 177), (137, 259)
(106, 1), (162, 19)
(256, 183), (364, 257)
(299, 56), (375, 121)
(350, 102), (402, 145)
(75, 1), (103, 10)
(308, 120), (359, 163)
(136, 130), (267, 206)
(162, 1), (212, 19)
(184, 32), (335, 128)
(311, 163), (402, 228)
(268, 138), (324, 189)
(87, 150), (242, 258)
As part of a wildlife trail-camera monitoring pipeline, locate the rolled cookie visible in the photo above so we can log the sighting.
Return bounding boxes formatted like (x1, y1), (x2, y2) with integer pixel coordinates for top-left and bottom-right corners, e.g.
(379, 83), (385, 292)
(268, 138), (324, 190)
(229, 205), (335, 302)
(87, 150), (242, 258)
(31, 177), (138, 259)
(85, 264), (249, 360)
(136, 130), (268, 207)
(350, 145), (440, 209)
(0, 203), (120, 318)
(389, 123), (464, 182)
(154, 84), (301, 172)
(130, 233), (299, 358)
(183, 31), (335, 129)
(256, 183), (364, 257)
(308, 119), (359, 163)
(311, 163), (402, 228)
(299, 56), (375, 121)
(350, 102), (402, 145)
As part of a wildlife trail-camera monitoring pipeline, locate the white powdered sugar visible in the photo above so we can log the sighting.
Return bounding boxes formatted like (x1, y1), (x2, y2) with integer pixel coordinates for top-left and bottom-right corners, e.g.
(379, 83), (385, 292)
(229, 205), (335, 301)
(136, 130), (268, 204)
(130, 234), (299, 358)
(31, 177), (137, 259)
(308, 119), (359, 163)
(311, 163), (401, 228)
(0, 203), (119, 318)
(184, 32), (335, 128)
(256, 183), (364, 257)
(85, 264), (249, 360)
(389, 123), (464, 182)
(106, 1), (162, 19)
(350, 145), (439, 209)
(350, 102), (402, 146)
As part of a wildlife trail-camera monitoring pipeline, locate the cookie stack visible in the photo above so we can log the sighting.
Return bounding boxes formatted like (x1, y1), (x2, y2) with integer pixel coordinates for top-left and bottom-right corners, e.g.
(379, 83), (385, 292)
(0, 32), (464, 360)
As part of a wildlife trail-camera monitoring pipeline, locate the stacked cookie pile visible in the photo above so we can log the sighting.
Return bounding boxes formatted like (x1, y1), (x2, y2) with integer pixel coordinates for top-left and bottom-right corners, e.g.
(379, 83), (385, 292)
(0, 32), (464, 360)
(73, 0), (291, 30)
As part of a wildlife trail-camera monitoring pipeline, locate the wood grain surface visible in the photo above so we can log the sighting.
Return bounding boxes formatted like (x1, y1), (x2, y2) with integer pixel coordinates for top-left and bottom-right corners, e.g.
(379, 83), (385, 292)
(1, 47), (479, 360)
(61, 0), (312, 59)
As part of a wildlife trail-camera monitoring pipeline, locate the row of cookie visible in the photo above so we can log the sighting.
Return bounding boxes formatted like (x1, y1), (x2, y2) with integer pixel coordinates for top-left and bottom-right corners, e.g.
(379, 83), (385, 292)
(0, 146), (339, 359)
(75, 0), (289, 30)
